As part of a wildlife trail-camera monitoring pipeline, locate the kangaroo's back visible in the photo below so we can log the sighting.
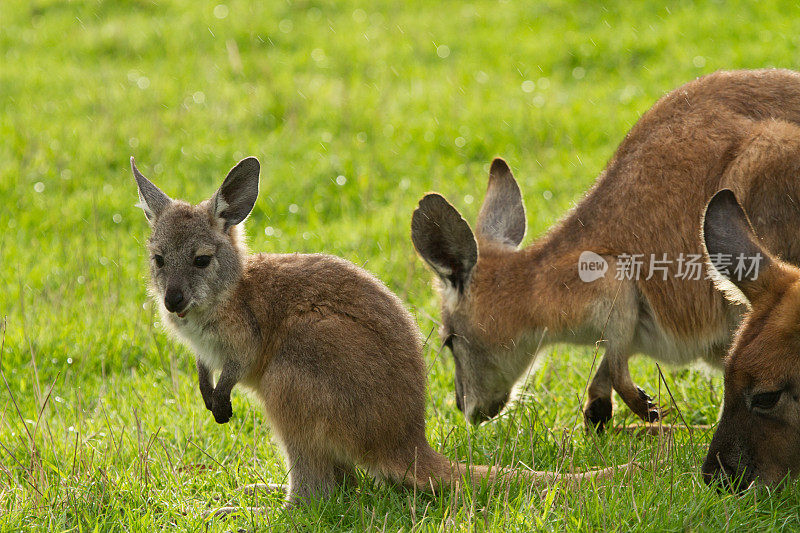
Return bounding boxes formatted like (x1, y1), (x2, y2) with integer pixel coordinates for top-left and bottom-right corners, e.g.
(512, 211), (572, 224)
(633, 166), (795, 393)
(540, 69), (800, 339)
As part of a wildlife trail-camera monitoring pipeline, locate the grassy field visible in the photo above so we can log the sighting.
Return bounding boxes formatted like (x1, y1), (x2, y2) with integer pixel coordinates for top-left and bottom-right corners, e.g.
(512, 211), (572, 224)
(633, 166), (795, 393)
(3, 0), (800, 530)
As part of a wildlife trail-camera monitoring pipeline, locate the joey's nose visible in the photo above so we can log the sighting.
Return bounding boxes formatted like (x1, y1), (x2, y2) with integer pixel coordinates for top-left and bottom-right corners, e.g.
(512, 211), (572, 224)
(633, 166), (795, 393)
(164, 288), (185, 313)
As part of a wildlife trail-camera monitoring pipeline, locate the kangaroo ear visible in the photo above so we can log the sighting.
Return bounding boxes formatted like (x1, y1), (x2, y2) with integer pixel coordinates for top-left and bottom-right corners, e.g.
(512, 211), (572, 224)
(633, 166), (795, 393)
(411, 193), (478, 292)
(476, 158), (526, 248)
(131, 157), (171, 224)
(211, 157), (260, 230)
(702, 189), (772, 304)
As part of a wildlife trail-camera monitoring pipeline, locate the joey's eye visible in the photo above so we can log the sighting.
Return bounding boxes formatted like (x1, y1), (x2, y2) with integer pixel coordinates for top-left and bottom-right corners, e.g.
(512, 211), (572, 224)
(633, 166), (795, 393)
(154, 255), (164, 268)
(751, 390), (783, 411)
(194, 255), (212, 268)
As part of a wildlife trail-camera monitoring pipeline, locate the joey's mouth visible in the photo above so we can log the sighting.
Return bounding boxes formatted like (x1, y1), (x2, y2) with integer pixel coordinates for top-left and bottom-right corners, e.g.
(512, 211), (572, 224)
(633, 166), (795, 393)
(172, 303), (193, 318)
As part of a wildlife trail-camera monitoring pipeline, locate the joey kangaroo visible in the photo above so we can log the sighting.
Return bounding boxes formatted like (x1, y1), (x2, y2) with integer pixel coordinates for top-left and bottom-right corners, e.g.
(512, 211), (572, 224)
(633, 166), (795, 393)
(702, 190), (800, 491)
(131, 156), (625, 514)
(411, 69), (800, 430)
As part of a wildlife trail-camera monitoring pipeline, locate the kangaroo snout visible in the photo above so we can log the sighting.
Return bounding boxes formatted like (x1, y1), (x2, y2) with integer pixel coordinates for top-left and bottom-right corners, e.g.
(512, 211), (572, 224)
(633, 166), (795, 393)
(701, 452), (752, 494)
(701, 423), (754, 494)
(164, 287), (187, 314)
(468, 392), (510, 425)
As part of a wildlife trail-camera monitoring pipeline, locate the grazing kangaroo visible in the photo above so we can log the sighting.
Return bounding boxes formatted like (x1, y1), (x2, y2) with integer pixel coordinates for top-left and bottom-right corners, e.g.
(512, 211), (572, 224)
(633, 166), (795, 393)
(702, 190), (800, 492)
(411, 69), (800, 430)
(131, 156), (624, 515)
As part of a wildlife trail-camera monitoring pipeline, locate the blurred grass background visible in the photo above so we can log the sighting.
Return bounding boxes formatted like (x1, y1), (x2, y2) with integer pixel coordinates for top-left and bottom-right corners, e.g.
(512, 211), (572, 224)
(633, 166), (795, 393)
(2, 0), (800, 530)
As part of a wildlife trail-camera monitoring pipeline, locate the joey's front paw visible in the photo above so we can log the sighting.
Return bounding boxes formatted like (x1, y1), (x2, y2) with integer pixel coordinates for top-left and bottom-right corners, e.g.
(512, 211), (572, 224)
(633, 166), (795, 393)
(212, 394), (233, 424)
(584, 397), (613, 432)
(636, 387), (661, 423)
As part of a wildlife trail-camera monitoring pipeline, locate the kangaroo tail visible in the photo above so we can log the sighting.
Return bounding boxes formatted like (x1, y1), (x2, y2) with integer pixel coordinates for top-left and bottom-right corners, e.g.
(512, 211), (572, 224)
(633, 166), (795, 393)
(394, 445), (634, 493)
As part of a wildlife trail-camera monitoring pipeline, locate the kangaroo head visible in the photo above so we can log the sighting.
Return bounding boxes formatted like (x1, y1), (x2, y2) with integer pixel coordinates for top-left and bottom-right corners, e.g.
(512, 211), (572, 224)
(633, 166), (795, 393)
(132, 156), (260, 319)
(412, 158), (532, 425)
(701, 189), (800, 491)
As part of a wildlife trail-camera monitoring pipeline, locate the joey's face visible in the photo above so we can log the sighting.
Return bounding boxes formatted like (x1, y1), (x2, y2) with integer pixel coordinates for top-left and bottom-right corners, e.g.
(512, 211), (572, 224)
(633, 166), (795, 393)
(132, 156), (260, 320)
(148, 204), (243, 318)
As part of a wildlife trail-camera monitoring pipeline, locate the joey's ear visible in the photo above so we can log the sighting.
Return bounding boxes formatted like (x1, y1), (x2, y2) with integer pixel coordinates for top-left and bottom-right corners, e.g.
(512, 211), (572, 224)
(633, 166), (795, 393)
(702, 189), (772, 303)
(476, 158), (526, 248)
(211, 157), (260, 230)
(131, 157), (171, 224)
(411, 193), (478, 292)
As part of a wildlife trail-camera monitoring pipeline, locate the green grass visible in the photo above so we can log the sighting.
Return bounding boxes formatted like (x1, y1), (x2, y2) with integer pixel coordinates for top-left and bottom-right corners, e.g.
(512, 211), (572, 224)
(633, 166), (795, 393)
(3, 0), (800, 530)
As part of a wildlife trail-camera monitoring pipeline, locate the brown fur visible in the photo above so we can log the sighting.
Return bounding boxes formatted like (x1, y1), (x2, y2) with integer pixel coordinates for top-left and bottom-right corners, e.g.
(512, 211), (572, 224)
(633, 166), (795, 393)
(131, 157), (626, 516)
(412, 69), (800, 429)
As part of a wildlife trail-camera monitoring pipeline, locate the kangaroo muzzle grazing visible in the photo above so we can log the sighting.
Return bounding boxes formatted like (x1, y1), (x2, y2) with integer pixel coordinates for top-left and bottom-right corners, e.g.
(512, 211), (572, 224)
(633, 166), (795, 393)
(131, 156), (627, 515)
(701, 190), (800, 492)
(411, 69), (800, 430)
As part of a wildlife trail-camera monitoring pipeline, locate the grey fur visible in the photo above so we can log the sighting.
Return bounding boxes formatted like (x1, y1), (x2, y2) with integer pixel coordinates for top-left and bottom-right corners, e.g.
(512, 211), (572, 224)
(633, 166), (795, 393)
(476, 158), (527, 247)
(132, 157), (172, 223)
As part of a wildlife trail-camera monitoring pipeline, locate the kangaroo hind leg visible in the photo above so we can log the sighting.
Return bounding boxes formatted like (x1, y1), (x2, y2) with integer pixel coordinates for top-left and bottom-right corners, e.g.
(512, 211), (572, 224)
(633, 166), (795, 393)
(205, 447), (355, 518)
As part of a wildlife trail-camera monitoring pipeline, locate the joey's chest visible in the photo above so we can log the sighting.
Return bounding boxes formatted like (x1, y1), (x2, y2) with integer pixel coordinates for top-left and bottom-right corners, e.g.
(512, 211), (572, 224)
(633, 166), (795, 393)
(167, 313), (230, 371)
